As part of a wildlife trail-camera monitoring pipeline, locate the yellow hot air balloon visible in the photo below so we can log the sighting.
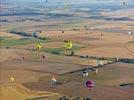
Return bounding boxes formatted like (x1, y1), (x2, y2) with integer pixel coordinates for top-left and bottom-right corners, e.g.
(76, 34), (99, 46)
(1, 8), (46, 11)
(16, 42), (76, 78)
(35, 43), (42, 50)
(10, 77), (15, 82)
(65, 41), (73, 50)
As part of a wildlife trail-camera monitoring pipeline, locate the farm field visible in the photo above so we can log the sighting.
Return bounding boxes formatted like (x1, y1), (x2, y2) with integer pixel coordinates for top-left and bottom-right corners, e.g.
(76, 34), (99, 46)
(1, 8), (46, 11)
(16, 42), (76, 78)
(0, 0), (134, 100)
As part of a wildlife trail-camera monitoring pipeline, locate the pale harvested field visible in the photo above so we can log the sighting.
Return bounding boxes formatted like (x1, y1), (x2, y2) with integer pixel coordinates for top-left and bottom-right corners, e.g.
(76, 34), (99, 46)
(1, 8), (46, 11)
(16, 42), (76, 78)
(25, 83), (133, 100)
(76, 47), (134, 58)
(0, 69), (49, 84)
(0, 83), (59, 100)
(0, 49), (32, 62)
(0, 32), (22, 39)
(0, 49), (91, 75)
(79, 59), (113, 66)
(24, 63), (134, 100)
(94, 63), (134, 85)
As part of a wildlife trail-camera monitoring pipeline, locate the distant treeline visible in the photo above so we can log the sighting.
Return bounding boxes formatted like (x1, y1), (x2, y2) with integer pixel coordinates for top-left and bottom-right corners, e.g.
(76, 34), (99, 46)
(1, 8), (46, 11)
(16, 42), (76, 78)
(10, 31), (32, 37)
(120, 59), (134, 64)
(10, 31), (47, 40)
(67, 53), (134, 64)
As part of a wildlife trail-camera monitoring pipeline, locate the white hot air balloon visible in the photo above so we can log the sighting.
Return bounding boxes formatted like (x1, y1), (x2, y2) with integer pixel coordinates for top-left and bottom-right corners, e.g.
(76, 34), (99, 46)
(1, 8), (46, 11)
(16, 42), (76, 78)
(128, 31), (132, 35)
(82, 71), (89, 77)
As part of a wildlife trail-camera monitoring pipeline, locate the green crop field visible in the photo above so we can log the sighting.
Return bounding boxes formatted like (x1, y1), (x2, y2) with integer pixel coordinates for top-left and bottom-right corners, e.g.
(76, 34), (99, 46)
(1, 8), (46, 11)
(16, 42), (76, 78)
(0, 38), (50, 48)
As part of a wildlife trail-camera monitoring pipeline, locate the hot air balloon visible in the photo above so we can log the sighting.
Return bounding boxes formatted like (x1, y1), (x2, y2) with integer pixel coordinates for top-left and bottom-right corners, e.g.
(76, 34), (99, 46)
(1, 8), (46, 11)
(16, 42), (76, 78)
(32, 32), (38, 38)
(10, 77), (15, 82)
(65, 41), (73, 50)
(64, 4), (70, 11)
(85, 80), (94, 89)
(22, 56), (24, 60)
(123, 2), (126, 5)
(93, 68), (98, 75)
(128, 31), (132, 35)
(82, 71), (89, 77)
(42, 55), (46, 60)
(51, 76), (57, 85)
(35, 43), (42, 51)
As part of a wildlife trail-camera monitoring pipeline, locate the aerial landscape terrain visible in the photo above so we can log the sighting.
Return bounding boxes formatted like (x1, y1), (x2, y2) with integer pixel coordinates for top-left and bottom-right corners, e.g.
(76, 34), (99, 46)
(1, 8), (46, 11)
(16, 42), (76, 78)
(0, 0), (134, 100)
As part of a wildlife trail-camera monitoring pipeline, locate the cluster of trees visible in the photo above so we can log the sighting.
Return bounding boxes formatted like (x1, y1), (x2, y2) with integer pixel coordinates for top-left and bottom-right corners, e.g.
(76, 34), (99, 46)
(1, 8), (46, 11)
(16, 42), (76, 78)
(10, 31), (31, 37)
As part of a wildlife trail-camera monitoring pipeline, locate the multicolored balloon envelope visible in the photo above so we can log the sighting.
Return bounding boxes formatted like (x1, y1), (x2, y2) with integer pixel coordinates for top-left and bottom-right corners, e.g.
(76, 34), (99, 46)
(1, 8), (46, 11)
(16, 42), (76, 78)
(85, 80), (94, 89)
